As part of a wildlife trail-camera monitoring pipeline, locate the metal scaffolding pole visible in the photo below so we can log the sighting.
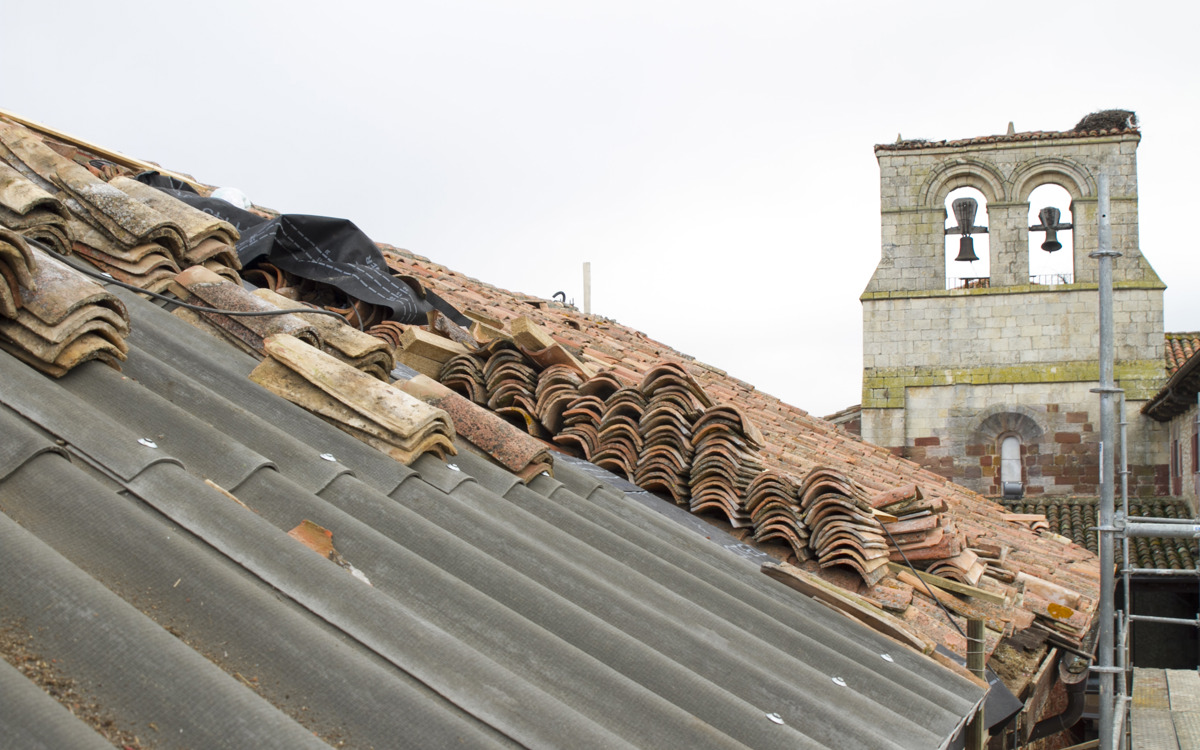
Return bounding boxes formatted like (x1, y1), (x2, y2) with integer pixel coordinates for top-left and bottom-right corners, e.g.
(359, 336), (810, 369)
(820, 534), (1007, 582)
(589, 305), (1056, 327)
(1118, 394), (1130, 750)
(1091, 174), (1120, 750)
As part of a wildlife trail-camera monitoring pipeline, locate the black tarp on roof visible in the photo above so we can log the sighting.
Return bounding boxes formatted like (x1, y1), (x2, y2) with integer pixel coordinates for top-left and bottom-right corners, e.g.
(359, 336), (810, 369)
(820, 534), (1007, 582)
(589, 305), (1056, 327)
(136, 172), (466, 325)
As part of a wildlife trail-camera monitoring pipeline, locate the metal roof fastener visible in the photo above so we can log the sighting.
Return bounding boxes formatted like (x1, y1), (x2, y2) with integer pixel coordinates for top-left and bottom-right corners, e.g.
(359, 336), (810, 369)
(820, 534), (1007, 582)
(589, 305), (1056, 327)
(832, 677), (847, 687)
(765, 713), (784, 725)
(880, 653), (894, 663)
(447, 463), (461, 472)
(319, 453), (336, 462)
(138, 438), (158, 448)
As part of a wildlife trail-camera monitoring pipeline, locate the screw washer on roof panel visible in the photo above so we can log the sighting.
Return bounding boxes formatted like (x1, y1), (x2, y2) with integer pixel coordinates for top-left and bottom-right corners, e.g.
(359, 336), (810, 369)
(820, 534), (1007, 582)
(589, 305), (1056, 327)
(881, 653), (895, 663)
(319, 453), (336, 462)
(138, 438), (157, 448)
(832, 677), (847, 687)
(765, 712), (784, 725)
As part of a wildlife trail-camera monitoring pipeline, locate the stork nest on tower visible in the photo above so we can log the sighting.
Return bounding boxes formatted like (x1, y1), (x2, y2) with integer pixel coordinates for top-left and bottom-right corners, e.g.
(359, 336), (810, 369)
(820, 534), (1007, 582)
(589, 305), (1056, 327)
(1073, 109), (1138, 132)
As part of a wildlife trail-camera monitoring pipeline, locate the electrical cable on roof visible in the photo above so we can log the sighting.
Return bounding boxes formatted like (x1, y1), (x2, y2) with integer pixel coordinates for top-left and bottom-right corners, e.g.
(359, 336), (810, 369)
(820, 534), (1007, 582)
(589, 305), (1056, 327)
(27, 237), (352, 326)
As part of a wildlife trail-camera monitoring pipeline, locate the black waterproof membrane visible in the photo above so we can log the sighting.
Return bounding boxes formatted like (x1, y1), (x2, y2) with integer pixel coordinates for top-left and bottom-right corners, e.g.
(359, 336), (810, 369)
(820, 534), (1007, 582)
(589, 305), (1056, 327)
(137, 172), (467, 325)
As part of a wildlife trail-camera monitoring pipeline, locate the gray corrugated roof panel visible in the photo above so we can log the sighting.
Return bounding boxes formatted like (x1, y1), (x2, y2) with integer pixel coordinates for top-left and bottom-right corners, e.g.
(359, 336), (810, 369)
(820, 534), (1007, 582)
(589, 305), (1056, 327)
(0, 658), (115, 750)
(0, 284), (986, 749)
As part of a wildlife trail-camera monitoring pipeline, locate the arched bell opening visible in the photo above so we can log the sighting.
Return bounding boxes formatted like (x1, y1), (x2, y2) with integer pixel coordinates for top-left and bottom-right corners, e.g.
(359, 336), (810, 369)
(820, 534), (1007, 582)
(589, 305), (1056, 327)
(1027, 184), (1075, 286)
(944, 186), (990, 289)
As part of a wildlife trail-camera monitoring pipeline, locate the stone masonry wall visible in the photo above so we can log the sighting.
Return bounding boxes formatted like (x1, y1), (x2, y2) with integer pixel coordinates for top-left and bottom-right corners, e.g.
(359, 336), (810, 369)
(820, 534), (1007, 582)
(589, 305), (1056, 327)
(862, 286), (1164, 402)
(1168, 405), (1199, 512)
(897, 382), (1169, 498)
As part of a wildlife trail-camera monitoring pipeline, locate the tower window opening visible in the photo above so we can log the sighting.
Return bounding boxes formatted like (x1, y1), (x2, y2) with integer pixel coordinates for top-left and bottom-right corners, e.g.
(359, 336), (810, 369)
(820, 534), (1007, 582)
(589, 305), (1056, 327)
(1028, 184), (1074, 284)
(1000, 435), (1022, 485)
(945, 187), (990, 289)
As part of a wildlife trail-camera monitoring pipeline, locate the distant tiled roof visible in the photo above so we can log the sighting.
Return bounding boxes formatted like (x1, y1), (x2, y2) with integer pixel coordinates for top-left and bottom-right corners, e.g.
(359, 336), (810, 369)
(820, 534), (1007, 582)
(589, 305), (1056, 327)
(875, 127), (1138, 152)
(1002, 497), (1197, 569)
(1146, 333), (1200, 421)
(1166, 333), (1200, 375)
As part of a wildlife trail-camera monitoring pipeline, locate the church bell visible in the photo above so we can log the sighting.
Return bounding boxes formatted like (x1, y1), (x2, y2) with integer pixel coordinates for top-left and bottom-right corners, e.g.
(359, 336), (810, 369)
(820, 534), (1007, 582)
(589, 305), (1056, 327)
(1036, 207), (1064, 252)
(955, 236), (978, 263)
(948, 197), (985, 262)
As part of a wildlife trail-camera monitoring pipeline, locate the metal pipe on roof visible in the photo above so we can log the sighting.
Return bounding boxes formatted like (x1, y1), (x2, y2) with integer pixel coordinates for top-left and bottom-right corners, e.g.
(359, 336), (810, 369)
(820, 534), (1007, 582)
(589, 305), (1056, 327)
(1027, 672), (1088, 743)
(1121, 567), (1200, 576)
(965, 619), (986, 750)
(1128, 613), (1200, 627)
(1121, 515), (1199, 524)
(583, 261), (592, 315)
(1120, 521), (1200, 538)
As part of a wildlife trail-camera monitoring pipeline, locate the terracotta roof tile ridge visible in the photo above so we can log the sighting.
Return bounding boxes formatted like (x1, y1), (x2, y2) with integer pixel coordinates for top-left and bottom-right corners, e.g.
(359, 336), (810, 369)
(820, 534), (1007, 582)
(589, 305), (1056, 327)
(875, 126), (1139, 152)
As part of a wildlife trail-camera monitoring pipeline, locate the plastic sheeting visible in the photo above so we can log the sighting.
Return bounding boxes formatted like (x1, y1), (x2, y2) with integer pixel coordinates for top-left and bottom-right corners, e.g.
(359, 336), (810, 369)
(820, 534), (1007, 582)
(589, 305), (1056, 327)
(136, 172), (467, 325)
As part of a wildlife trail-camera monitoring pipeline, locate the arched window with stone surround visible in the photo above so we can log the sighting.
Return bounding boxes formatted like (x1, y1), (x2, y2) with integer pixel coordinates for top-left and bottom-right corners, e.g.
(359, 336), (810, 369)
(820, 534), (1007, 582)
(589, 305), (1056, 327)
(1000, 434), (1022, 485)
(944, 186), (990, 290)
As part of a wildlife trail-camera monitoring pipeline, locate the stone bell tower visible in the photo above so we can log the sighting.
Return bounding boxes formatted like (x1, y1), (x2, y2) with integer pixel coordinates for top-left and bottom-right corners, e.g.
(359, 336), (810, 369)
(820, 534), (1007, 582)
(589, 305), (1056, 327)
(860, 117), (1169, 497)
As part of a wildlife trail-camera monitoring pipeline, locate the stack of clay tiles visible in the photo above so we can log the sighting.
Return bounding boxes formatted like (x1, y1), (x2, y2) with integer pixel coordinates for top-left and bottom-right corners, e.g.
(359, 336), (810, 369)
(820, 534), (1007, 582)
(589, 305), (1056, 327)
(798, 469), (890, 586)
(0, 159), (73, 255)
(108, 176), (242, 283)
(251, 333), (455, 465)
(253, 287), (395, 380)
(745, 470), (810, 560)
(170, 266), (320, 356)
(554, 385), (604, 459)
(0, 237), (129, 377)
(396, 373), (553, 482)
(0, 120), (185, 292)
(689, 403), (764, 528)
(591, 377), (646, 480)
(633, 363), (709, 505)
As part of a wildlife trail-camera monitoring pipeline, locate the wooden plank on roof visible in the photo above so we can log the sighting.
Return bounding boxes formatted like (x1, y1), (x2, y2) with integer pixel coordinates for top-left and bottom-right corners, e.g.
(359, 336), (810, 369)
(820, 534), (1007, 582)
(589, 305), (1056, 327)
(761, 562), (931, 654)
(888, 563), (1009, 605)
(0, 107), (205, 191)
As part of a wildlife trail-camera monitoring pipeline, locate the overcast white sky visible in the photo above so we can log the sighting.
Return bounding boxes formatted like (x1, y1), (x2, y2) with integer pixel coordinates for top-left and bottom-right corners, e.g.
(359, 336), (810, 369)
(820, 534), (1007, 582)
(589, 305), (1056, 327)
(4, 1), (1197, 415)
